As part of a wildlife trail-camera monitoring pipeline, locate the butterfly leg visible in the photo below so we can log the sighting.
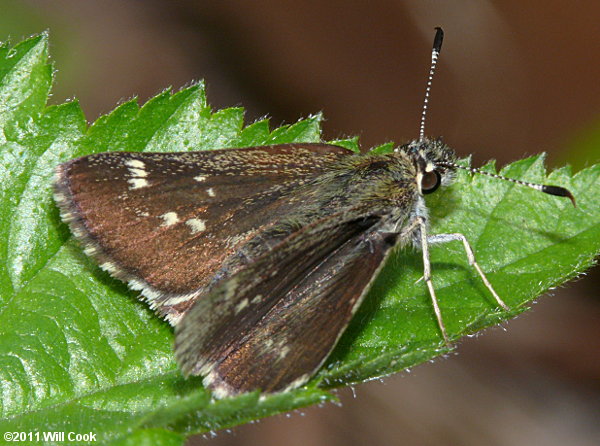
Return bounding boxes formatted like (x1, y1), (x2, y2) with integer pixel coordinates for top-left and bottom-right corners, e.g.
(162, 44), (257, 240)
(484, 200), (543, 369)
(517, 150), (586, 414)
(427, 232), (511, 313)
(398, 219), (510, 345)
(409, 217), (450, 344)
(396, 216), (449, 344)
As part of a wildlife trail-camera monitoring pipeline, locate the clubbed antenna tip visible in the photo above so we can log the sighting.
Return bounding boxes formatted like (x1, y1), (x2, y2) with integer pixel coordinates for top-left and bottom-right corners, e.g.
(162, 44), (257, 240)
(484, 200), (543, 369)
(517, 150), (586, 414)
(433, 27), (444, 53)
(437, 161), (577, 207)
(542, 185), (577, 207)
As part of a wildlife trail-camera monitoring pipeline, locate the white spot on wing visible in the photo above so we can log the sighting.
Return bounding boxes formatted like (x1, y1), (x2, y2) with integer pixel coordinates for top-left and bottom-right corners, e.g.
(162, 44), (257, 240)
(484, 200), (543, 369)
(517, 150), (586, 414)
(206, 187), (216, 197)
(160, 211), (180, 227)
(251, 294), (263, 304)
(128, 178), (149, 189)
(194, 175), (207, 182)
(186, 218), (206, 234)
(126, 159), (149, 183)
(125, 159), (145, 169)
(278, 346), (291, 360)
(235, 298), (249, 314)
(129, 168), (148, 177)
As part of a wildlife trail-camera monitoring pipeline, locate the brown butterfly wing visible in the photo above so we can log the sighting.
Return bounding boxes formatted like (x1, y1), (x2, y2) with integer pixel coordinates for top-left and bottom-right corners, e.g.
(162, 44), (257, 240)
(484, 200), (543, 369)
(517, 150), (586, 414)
(54, 144), (352, 323)
(175, 213), (397, 397)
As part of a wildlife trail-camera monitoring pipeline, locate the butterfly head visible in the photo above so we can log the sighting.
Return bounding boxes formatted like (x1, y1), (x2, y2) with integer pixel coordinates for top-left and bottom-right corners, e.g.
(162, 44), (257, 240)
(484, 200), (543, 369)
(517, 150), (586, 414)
(397, 137), (457, 195)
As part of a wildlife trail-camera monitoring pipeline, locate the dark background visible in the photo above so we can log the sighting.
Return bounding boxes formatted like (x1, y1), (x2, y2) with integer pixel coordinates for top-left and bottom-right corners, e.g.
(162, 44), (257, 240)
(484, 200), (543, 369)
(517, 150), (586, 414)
(2, 1), (598, 445)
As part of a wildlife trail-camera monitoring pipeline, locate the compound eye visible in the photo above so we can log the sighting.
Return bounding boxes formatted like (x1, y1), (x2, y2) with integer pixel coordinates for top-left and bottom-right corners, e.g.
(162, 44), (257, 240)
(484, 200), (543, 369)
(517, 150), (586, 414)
(421, 170), (441, 194)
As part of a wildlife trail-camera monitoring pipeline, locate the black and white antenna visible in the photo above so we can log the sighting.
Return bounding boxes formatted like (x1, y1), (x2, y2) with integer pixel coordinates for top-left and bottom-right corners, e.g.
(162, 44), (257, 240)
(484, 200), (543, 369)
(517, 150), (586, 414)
(420, 28), (575, 206)
(419, 27), (444, 142)
(437, 160), (577, 206)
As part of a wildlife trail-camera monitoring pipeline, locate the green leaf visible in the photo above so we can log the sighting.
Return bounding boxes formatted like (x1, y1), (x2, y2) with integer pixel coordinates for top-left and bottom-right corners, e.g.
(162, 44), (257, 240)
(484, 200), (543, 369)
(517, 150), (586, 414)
(0, 33), (598, 445)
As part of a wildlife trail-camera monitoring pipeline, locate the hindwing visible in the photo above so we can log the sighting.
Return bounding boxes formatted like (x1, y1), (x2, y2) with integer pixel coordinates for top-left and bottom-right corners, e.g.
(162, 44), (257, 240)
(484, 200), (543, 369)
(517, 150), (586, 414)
(175, 212), (397, 396)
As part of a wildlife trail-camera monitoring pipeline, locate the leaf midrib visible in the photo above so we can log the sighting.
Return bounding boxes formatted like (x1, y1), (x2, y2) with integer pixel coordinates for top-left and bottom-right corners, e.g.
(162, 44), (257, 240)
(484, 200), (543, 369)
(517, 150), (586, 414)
(2, 369), (182, 424)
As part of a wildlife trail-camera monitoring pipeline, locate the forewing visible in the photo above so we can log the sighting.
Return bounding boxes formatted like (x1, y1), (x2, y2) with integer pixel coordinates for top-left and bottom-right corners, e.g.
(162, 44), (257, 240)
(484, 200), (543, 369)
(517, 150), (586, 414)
(54, 144), (352, 322)
(175, 213), (397, 397)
